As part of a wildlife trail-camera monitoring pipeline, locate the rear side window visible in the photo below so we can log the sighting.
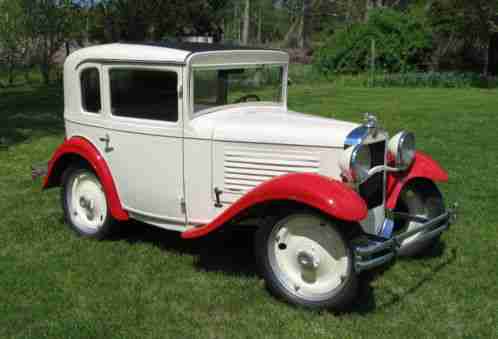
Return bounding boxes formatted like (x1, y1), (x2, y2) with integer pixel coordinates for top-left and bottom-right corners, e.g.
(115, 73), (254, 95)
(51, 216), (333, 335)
(80, 68), (101, 113)
(109, 69), (178, 122)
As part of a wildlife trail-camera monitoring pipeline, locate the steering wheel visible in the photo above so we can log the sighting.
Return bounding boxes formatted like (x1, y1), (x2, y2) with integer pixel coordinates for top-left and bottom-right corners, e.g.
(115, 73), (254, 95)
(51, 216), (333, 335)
(233, 94), (261, 104)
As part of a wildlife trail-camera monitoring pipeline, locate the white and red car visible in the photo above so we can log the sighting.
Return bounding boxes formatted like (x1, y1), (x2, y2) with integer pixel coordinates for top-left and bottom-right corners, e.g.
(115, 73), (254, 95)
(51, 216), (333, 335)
(35, 42), (455, 310)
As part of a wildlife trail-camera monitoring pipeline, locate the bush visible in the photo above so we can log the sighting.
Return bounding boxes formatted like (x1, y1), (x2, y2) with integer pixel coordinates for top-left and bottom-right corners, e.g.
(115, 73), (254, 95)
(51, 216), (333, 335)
(314, 8), (432, 75)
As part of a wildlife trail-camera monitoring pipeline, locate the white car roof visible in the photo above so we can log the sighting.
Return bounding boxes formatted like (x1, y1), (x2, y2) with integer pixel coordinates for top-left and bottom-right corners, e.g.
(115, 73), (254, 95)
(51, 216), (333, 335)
(65, 42), (289, 69)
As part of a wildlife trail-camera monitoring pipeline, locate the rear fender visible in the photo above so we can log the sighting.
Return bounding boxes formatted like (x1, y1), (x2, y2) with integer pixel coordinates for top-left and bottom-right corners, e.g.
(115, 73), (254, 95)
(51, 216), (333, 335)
(44, 136), (129, 221)
(386, 151), (448, 210)
(181, 173), (368, 239)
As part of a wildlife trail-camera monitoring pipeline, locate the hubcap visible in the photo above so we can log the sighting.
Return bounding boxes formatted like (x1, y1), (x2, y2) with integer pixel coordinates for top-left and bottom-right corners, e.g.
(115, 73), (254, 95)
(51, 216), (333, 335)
(66, 171), (107, 232)
(297, 249), (320, 269)
(267, 214), (350, 301)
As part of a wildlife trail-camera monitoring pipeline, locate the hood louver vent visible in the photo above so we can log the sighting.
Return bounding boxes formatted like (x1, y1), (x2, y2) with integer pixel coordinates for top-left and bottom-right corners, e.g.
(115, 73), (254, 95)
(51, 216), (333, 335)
(223, 146), (320, 194)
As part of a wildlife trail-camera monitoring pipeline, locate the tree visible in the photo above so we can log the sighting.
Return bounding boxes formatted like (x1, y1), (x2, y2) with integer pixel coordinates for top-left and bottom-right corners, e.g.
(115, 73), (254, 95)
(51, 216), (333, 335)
(429, 0), (498, 74)
(0, 0), (30, 85)
(22, 0), (83, 84)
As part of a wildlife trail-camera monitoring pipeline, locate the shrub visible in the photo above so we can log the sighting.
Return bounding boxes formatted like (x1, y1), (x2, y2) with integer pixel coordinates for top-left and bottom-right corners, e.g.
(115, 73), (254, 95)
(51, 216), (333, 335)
(314, 8), (432, 75)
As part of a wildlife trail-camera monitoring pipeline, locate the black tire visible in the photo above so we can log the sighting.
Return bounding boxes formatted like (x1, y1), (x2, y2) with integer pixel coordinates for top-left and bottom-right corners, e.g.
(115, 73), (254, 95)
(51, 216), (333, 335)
(393, 180), (445, 257)
(61, 164), (117, 239)
(254, 211), (358, 310)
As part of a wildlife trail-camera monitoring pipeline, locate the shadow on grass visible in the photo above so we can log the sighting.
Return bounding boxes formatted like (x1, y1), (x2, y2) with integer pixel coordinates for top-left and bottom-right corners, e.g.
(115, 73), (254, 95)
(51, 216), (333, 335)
(118, 221), (258, 277)
(341, 242), (456, 315)
(0, 85), (64, 148)
(112, 220), (455, 315)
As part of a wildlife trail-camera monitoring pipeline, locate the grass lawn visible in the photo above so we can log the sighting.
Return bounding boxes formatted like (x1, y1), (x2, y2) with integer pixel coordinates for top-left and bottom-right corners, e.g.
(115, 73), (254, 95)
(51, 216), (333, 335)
(1, 82), (497, 339)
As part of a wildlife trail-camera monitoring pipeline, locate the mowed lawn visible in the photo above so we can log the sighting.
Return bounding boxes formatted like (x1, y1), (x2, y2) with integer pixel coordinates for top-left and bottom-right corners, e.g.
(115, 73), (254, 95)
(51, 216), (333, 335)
(0, 82), (497, 339)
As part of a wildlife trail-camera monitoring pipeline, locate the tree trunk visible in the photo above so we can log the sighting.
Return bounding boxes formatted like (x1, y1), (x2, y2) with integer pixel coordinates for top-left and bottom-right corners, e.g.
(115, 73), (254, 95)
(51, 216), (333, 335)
(257, 5), (262, 44)
(8, 61), (15, 86)
(365, 0), (374, 22)
(242, 0), (250, 45)
(483, 41), (490, 76)
(299, 0), (312, 49)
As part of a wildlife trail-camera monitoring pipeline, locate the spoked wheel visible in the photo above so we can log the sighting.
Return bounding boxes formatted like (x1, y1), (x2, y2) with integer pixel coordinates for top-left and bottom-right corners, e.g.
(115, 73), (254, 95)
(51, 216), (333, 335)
(393, 180), (445, 257)
(255, 212), (357, 310)
(61, 165), (117, 239)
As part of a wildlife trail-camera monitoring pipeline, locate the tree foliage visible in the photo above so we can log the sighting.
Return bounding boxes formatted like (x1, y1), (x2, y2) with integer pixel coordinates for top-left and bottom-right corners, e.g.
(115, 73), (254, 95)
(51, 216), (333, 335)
(22, 0), (84, 84)
(315, 8), (432, 74)
(0, 0), (30, 85)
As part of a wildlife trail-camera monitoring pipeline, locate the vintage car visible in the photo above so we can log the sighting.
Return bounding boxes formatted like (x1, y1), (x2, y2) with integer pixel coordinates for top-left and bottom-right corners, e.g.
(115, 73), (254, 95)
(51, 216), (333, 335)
(35, 42), (455, 310)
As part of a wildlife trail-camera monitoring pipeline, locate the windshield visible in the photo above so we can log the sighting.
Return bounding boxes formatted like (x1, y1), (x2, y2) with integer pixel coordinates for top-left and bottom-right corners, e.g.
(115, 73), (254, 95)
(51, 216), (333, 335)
(192, 64), (284, 114)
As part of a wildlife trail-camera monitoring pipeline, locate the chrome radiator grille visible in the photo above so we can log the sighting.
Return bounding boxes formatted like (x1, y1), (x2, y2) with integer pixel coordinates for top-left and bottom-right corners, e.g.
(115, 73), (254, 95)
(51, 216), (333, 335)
(359, 141), (386, 209)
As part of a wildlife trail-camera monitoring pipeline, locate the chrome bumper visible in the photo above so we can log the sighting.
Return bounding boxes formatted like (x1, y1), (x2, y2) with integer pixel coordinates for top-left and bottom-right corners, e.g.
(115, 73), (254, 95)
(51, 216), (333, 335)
(354, 207), (456, 273)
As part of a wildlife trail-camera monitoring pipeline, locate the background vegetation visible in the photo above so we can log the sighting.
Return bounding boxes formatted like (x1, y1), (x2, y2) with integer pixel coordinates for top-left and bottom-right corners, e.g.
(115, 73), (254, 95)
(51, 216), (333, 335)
(2, 0), (498, 86)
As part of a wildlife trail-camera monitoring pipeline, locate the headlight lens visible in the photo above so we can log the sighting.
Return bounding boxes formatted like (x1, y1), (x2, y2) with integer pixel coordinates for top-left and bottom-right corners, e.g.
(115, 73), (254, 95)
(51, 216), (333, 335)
(388, 131), (416, 169)
(340, 144), (372, 183)
(351, 144), (372, 183)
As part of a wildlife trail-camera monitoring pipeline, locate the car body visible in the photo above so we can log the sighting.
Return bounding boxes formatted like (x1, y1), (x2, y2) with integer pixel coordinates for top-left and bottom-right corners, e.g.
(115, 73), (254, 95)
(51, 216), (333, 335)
(36, 42), (455, 309)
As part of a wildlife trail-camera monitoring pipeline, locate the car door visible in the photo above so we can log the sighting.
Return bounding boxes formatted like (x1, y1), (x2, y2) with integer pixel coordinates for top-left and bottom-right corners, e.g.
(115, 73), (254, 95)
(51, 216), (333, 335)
(100, 64), (185, 227)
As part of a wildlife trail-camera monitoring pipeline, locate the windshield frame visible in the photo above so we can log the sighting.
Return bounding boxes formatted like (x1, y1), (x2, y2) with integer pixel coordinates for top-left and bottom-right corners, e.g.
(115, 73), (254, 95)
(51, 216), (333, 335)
(188, 62), (288, 119)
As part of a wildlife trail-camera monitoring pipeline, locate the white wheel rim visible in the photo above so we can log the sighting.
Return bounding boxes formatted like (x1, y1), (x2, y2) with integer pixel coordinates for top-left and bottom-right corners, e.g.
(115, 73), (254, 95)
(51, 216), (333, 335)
(66, 171), (107, 233)
(267, 214), (350, 302)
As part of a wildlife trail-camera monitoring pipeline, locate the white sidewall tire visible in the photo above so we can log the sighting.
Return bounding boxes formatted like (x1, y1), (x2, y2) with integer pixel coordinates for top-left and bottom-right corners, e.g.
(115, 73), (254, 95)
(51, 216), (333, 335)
(255, 211), (358, 310)
(61, 165), (116, 239)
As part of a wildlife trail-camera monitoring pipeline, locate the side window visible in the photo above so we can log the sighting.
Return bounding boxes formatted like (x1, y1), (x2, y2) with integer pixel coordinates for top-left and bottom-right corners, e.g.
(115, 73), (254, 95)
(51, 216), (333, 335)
(80, 68), (101, 113)
(109, 69), (178, 122)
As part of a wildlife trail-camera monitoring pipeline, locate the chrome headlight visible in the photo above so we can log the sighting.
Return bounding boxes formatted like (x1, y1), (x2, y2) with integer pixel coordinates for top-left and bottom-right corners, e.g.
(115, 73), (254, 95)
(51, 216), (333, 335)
(340, 144), (372, 183)
(388, 131), (416, 170)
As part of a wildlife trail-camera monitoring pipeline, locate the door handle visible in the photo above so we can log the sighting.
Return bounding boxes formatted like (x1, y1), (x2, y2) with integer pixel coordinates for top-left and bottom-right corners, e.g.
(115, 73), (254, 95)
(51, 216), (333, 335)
(99, 134), (110, 143)
(99, 134), (113, 152)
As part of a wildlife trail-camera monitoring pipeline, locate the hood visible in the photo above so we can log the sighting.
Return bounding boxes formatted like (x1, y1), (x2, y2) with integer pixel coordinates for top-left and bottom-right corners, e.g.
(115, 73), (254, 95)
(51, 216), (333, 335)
(190, 106), (359, 148)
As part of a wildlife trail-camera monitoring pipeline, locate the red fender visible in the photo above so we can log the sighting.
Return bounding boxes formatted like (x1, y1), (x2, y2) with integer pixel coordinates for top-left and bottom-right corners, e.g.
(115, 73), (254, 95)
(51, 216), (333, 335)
(181, 173), (368, 239)
(43, 137), (129, 221)
(386, 151), (448, 209)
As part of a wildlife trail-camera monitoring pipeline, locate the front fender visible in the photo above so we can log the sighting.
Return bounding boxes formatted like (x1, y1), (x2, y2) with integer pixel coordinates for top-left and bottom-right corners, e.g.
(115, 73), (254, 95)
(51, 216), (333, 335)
(181, 173), (368, 239)
(386, 151), (448, 209)
(44, 136), (129, 221)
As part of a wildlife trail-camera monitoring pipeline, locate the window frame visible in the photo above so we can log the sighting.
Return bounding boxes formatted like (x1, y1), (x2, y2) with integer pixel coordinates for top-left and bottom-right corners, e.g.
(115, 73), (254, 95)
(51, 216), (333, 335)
(79, 66), (103, 115)
(105, 65), (182, 126)
(188, 63), (288, 119)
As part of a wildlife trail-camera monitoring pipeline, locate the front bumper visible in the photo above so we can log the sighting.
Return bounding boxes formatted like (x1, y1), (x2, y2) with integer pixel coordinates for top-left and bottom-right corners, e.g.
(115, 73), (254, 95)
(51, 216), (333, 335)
(353, 206), (457, 272)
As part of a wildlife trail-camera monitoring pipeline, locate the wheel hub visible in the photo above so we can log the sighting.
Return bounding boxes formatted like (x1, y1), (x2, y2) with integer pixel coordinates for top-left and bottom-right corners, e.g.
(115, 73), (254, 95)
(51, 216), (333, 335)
(297, 249), (320, 269)
(79, 196), (95, 220)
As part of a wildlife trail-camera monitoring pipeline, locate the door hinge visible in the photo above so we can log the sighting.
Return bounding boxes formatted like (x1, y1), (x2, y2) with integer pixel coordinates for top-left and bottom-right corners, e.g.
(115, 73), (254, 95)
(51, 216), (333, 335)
(180, 197), (186, 214)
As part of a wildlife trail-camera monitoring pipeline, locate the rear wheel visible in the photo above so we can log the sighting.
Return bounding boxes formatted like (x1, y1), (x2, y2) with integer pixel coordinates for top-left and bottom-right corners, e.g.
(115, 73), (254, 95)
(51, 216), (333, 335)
(255, 212), (357, 310)
(61, 165), (117, 239)
(393, 180), (445, 257)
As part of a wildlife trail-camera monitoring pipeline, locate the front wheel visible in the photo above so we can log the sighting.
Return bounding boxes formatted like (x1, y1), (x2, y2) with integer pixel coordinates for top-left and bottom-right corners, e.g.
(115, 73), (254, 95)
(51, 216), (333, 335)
(255, 212), (357, 310)
(61, 165), (117, 239)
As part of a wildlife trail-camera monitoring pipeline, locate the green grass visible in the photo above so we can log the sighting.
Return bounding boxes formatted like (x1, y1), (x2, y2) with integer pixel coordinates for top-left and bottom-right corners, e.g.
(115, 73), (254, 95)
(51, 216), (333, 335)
(1, 83), (498, 339)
